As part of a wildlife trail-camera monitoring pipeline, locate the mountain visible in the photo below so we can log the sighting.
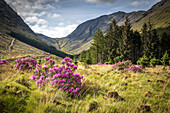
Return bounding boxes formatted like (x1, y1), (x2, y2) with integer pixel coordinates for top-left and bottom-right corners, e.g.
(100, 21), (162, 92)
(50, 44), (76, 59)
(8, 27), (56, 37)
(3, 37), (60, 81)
(0, 0), (71, 58)
(0, 32), (50, 58)
(49, 0), (169, 54)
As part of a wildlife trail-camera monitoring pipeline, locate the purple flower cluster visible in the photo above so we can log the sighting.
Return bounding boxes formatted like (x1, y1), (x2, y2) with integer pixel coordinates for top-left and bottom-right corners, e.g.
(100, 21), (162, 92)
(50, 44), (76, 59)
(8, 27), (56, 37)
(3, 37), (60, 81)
(112, 60), (132, 72)
(97, 62), (103, 65)
(14, 56), (37, 70)
(112, 60), (142, 73)
(129, 65), (142, 73)
(31, 57), (85, 96)
(0, 59), (9, 65)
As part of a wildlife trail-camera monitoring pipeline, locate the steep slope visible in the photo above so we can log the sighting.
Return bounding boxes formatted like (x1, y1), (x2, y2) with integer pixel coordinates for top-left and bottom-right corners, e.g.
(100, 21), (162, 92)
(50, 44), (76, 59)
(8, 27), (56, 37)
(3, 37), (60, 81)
(54, 0), (169, 54)
(0, 0), (71, 58)
(0, 32), (49, 58)
(132, 0), (170, 30)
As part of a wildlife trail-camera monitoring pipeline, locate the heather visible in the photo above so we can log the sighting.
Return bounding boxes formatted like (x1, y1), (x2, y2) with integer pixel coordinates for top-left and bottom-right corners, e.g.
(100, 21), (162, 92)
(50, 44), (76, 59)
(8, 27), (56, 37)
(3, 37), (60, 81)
(0, 56), (169, 113)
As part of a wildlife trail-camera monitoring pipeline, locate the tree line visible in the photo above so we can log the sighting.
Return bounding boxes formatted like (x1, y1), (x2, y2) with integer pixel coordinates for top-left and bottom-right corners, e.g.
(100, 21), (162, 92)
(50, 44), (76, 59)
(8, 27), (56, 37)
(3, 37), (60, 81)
(78, 17), (170, 64)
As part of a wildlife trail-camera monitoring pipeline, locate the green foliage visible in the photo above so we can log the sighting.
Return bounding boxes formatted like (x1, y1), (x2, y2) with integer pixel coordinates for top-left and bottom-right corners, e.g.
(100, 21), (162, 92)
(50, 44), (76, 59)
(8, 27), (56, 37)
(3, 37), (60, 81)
(137, 55), (149, 67)
(150, 57), (160, 67)
(114, 56), (123, 63)
(161, 51), (169, 66)
(109, 60), (113, 64)
(73, 59), (78, 66)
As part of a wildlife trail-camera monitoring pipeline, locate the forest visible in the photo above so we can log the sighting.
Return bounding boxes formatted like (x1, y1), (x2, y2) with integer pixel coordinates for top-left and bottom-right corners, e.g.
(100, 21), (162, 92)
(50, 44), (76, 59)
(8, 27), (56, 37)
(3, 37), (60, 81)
(78, 17), (170, 66)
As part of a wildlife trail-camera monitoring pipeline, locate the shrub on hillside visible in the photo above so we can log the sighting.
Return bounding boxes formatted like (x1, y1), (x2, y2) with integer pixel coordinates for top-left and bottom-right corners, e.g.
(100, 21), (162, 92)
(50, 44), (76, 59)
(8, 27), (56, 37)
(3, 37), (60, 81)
(112, 60), (142, 73)
(109, 60), (113, 64)
(112, 60), (132, 72)
(114, 55), (123, 63)
(137, 55), (149, 67)
(160, 51), (169, 66)
(30, 57), (85, 97)
(14, 56), (37, 70)
(150, 57), (159, 67)
(0, 59), (9, 65)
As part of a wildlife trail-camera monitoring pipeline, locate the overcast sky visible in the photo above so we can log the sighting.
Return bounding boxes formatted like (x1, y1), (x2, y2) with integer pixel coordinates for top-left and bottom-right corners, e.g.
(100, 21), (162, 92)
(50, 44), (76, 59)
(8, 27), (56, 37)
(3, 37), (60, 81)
(5, 0), (161, 38)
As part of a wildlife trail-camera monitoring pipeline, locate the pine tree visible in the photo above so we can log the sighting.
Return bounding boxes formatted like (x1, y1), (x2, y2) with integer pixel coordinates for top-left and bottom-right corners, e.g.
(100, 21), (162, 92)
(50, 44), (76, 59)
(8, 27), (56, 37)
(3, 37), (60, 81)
(121, 16), (133, 60)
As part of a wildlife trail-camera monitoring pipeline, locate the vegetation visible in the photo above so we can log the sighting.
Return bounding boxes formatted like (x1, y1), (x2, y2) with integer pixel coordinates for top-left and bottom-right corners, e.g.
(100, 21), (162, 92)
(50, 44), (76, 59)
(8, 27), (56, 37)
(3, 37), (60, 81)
(0, 56), (169, 113)
(78, 18), (170, 66)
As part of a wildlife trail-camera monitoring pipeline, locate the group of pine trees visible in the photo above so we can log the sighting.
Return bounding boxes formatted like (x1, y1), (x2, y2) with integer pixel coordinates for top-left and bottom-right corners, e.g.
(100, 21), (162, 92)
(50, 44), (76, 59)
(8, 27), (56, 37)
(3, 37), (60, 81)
(78, 17), (170, 64)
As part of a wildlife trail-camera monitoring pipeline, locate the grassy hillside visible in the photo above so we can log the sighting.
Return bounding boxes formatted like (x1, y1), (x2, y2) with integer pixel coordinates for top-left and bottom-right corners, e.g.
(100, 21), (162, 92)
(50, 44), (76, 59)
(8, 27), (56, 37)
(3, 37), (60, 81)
(0, 57), (169, 113)
(0, 32), (62, 59)
(132, 0), (170, 30)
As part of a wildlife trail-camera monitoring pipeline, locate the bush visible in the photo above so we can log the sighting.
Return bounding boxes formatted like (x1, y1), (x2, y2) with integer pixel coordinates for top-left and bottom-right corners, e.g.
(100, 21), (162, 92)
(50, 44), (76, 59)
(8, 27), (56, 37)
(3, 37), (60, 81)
(112, 60), (132, 72)
(114, 55), (123, 63)
(112, 60), (143, 73)
(160, 51), (169, 66)
(97, 62), (102, 65)
(14, 56), (37, 70)
(30, 57), (85, 97)
(0, 59), (9, 65)
(129, 65), (142, 73)
(73, 59), (78, 66)
(85, 58), (92, 64)
(109, 60), (113, 64)
(137, 55), (149, 67)
(150, 57), (159, 67)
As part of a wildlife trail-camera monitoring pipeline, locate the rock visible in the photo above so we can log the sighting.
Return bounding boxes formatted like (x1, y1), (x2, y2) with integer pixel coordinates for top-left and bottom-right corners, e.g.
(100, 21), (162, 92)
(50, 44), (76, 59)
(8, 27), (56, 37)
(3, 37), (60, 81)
(122, 74), (131, 80)
(156, 80), (166, 84)
(147, 80), (152, 82)
(143, 91), (152, 97)
(121, 83), (128, 86)
(138, 105), (151, 112)
(86, 101), (98, 112)
(105, 83), (112, 87)
(52, 100), (61, 105)
(100, 74), (104, 76)
(5, 84), (10, 89)
(107, 91), (124, 101)
(154, 95), (163, 99)
(16, 90), (22, 96)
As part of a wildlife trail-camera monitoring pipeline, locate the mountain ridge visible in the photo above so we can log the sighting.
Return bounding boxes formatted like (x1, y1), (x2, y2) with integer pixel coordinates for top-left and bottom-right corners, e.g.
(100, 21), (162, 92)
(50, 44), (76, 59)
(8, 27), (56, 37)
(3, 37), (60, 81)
(56, 0), (170, 54)
(0, 0), (71, 58)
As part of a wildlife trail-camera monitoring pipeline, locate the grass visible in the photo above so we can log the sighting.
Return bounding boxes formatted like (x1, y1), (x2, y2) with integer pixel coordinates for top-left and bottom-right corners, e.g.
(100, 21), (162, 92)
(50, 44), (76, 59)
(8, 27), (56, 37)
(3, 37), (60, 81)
(0, 57), (170, 113)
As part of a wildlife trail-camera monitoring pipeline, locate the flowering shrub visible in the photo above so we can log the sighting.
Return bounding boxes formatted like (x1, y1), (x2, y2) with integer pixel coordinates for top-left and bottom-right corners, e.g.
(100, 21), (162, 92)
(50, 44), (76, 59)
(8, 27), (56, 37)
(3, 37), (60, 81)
(112, 60), (142, 73)
(112, 60), (132, 72)
(129, 65), (142, 73)
(31, 57), (85, 96)
(14, 56), (37, 70)
(0, 59), (9, 65)
(97, 62), (103, 65)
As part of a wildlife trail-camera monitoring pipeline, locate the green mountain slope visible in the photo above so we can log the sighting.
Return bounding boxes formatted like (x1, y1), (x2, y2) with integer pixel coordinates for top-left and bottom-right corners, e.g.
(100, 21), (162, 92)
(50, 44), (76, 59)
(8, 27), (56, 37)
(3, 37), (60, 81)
(0, 32), (51, 58)
(132, 0), (170, 30)
(0, 0), (71, 58)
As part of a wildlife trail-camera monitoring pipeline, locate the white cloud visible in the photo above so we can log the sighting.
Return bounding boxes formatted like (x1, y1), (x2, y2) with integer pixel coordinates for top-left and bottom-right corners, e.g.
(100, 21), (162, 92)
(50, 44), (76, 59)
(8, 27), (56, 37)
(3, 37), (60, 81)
(58, 22), (64, 26)
(4, 0), (58, 18)
(52, 14), (61, 18)
(25, 16), (47, 25)
(30, 24), (78, 38)
(130, 1), (149, 7)
(85, 0), (117, 4)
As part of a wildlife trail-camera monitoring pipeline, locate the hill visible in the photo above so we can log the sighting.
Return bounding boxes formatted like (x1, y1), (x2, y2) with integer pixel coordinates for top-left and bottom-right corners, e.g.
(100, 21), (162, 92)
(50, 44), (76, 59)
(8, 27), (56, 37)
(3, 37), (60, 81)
(0, 0), (71, 58)
(48, 0), (170, 54)
(0, 32), (51, 58)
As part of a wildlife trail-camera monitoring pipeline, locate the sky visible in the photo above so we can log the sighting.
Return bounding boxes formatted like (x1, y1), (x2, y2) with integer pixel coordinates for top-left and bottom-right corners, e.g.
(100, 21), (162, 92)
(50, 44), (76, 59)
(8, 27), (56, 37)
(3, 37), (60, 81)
(5, 0), (161, 38)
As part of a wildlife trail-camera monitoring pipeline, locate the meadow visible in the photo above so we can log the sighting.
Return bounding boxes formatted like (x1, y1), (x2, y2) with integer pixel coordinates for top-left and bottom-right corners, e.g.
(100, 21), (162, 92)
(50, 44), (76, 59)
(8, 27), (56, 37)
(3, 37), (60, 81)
(0, 56), (169, 113)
